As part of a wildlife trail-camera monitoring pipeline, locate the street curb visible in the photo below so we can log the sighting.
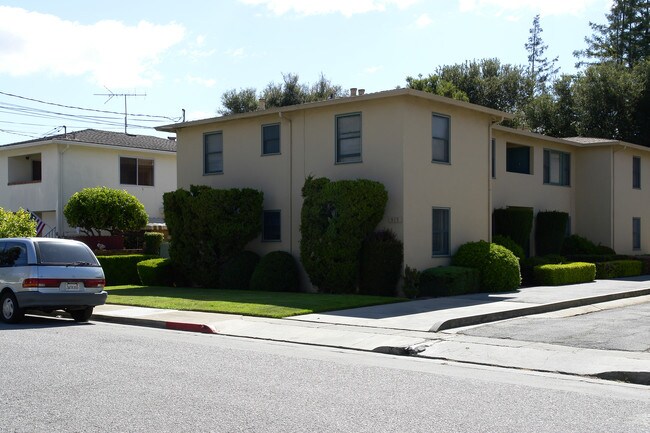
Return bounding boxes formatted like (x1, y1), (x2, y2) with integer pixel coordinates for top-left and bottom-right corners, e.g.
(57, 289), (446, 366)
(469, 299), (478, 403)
(91, 314), (216, 334)
(430, 287), (650, 331)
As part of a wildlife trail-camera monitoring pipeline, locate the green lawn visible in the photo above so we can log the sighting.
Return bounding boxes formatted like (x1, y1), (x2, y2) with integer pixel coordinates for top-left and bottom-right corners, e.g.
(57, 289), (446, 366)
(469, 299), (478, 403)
(105, 286), (405, 318)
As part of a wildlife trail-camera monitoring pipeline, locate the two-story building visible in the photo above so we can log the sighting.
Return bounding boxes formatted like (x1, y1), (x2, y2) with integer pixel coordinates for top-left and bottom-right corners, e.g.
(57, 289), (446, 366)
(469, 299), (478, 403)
(0, 129), (177, 237)
(157, 88), (649, 283)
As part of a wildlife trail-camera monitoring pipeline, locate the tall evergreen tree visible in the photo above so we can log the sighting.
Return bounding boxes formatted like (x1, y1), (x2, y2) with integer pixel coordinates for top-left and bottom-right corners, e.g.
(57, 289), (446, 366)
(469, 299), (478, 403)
(525, 14), (559, 91)
(574, 0), (650, 68)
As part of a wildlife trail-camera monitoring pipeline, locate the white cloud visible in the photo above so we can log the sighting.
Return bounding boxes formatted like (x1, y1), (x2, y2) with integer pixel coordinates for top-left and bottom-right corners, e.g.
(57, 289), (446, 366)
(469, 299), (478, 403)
(0, 6), (185, 87)
(364, 66), (383, 74)
(458, 0), (601, 16)
(239, 0), (419, 17)
(415, 13), (432, 28)
(226, 47), (247, 59)
(186, 75), (217, 88)
(180, 35), (216, 60)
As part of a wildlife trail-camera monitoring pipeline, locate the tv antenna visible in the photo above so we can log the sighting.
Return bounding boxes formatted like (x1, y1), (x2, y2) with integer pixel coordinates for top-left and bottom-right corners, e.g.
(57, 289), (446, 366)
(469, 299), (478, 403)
(94, 86), (146, 133)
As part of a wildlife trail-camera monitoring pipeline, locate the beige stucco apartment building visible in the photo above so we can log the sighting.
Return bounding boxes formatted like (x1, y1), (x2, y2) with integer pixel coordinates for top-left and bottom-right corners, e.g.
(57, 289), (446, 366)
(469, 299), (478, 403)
(0, 129), (177, 237)
(158, 88), (650, 283)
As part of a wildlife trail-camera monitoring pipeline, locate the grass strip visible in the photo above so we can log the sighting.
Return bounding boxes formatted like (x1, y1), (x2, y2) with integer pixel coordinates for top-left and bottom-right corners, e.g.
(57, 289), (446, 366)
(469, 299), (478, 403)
(106, 285), (405, 318)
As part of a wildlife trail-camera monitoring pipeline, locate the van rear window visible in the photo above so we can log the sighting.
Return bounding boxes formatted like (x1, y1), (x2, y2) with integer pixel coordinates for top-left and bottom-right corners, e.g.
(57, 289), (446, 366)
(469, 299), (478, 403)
(36, 242), (99, 266)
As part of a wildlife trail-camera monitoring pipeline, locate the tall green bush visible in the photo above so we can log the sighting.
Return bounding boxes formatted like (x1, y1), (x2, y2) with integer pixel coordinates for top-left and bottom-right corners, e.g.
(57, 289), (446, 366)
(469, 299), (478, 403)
(492, 235), (525, 260)
(300, 176), (387, 293)
(219, 251), (260, 290)
(358, 230), (403, 296)
(535, 211), (569, 256)
(452, 241), (521, 292)
(493, 207), (533, 255)
(163, 186), (263, 287)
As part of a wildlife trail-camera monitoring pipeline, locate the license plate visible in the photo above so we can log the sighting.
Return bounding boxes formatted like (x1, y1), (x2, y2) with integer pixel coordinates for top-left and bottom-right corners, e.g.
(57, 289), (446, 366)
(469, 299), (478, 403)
(64, 282), (80, 291)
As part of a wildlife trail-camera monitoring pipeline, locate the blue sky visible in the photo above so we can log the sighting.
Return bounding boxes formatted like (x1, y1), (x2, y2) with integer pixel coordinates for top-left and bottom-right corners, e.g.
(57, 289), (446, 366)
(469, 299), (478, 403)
(0, 0), (612, 145)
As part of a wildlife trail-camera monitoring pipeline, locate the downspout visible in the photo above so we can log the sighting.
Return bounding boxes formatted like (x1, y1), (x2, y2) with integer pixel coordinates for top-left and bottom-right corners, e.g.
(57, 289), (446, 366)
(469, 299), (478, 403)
(57, 144), (70, 237)
(488, 117), (504, 241)
(611, 143), (628, 250)
(279, 112), (293, 255)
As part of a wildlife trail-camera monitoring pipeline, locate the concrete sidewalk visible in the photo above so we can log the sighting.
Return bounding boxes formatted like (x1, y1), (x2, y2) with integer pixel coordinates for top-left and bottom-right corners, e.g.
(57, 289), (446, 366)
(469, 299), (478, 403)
(89, 277), (650, 385)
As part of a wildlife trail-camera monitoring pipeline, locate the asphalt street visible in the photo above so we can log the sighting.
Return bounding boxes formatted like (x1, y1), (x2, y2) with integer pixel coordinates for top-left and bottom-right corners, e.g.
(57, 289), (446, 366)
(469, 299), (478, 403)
(1, 317), (649, 433)
(458, 299), (650, 352)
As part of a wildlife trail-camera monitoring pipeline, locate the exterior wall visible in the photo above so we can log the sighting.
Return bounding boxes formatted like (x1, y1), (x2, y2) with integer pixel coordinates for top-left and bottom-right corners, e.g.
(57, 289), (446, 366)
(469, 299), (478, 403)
(612, 147), (650, 254)
(492, 130), (576, 254)
(574, 147), (613, 247)
(59, 145), (177, 236)
(0, 144), (60, 231)
(0, 142), (176, 237)
(402, 98), (492, 269)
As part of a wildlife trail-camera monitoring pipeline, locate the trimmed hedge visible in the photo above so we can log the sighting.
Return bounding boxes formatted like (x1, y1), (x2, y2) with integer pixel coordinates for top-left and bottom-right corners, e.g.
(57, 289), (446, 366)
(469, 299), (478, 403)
(561, 234), (616, 256)
(630, 255), (650, 275)
(419, 266), (480, 297)
(359, 230), (403, 296)
(595, 260), (643, 279)
(98, 254), (157, 285)
(452, 241), (521, 292)
(249, 251), (300, 292)
(143, 232), (164, 255)
(137, 258), (174, 286)
(535, 211), (569, 256)
(520, 254), (565, 286)
(300, 176), (387, 293)
(219, 251), (261, 290)
(533, 262), (596, 286)
(493, 207), (533, 255)
(564, 254), (628, 263)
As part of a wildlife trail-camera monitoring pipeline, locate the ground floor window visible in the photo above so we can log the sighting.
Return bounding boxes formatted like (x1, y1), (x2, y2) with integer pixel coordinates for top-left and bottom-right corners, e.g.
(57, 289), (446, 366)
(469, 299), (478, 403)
(263, 210), (281, 242)
(633, 217), (641, 250)
(432, 207), (450, 256)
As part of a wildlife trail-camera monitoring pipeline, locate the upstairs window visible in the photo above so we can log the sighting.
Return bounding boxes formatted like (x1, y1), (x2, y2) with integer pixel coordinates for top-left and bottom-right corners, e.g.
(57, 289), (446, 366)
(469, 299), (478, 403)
(633, 156), (641, 189)
(7, 153), (42, 185)
(120, 157), (154, 186)
(543, 149), (570, 186)
(204, 132), (223, 174)
(506, 143), (531, 174)
(432, 114), (450, 163)
(336, 113), (361, 163)
(491, 138), (496, 178)
(262, 123), (280, 155)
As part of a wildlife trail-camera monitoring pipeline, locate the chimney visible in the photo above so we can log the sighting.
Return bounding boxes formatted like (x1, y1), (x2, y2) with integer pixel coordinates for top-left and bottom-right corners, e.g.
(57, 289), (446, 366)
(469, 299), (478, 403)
(350, 88), (357, 97)
(358, 89), (365, 96)
(258, 98), (266, 110)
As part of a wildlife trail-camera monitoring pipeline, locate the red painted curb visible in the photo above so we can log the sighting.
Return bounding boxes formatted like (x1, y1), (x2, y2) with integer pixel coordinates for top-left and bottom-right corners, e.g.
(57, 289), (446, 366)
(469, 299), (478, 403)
(165, 322), (217, 334)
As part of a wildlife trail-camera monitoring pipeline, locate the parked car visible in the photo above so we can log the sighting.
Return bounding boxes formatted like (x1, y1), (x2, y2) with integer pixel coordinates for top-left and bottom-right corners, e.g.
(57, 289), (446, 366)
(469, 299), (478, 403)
(0, 238), (107, 323)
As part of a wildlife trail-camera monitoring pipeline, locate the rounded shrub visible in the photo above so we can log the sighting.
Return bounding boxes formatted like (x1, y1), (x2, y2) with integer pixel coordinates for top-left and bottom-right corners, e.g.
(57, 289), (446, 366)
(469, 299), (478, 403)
(137, 258), (174, 286)
(143, 232), (164, 255)
(492, 235), (525, 260)
(358, 229), (403, 296)
(219, 251), (260, 290)
(249, 251), (300, 292)
(452, 240), (521, 292)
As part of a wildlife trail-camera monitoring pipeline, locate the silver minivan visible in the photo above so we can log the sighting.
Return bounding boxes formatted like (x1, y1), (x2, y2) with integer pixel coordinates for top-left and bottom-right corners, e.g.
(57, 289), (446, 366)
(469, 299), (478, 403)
(0, 238), (107, 323)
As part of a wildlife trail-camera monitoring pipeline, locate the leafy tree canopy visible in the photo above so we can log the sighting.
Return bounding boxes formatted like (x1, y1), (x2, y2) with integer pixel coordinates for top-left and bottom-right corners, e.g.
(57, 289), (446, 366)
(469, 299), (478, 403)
(64, 187), (148, 236)
(0, 208), (36, 238)
(219, 73), (345, 115)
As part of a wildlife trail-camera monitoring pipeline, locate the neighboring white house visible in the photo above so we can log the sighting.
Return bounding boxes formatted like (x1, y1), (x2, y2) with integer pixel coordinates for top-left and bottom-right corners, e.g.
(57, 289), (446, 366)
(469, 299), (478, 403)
(0, 129), (177, 237)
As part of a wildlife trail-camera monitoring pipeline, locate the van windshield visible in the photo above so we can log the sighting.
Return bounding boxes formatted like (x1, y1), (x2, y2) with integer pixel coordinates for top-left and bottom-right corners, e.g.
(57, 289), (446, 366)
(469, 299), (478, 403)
(36, 242), (99, 266)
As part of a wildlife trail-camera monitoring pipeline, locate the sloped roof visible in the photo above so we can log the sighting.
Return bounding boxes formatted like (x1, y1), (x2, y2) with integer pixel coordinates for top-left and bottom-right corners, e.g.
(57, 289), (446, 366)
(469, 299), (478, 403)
(1, 129), (176, 152)
(562, 137), (618, 145)
(157, 88), (513, 132)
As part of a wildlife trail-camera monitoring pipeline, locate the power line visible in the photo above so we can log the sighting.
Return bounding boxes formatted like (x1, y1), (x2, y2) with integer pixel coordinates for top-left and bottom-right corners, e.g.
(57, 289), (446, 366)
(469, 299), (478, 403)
(0, 90), (180, 121)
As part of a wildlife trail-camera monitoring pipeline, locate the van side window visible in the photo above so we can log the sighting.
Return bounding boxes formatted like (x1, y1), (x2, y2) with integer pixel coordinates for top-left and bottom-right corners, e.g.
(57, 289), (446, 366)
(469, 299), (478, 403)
(0, 242), (27, 266)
